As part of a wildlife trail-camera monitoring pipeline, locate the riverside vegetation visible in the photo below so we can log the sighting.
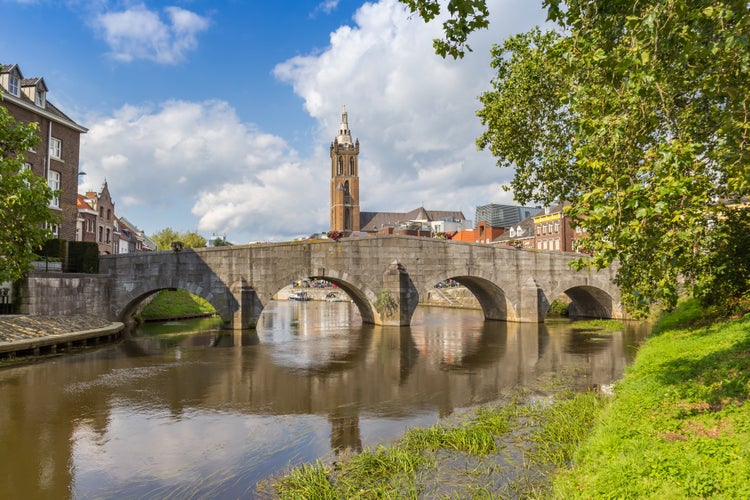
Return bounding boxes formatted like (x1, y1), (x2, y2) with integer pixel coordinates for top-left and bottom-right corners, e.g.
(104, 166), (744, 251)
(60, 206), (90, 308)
(138, 289), (217, 321)
(262, 300), (750, 498)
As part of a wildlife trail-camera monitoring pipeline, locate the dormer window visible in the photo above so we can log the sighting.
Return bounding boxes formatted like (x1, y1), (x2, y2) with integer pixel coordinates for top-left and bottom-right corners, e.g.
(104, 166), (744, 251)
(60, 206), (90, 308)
(8, 74), (19, 96)
(35, 90), (45, 107)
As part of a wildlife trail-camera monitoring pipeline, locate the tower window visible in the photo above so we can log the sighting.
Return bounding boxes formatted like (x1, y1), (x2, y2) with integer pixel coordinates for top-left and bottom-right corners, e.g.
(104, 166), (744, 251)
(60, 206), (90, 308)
(337, 157), (343, 175)
(349, 157), (354, 175)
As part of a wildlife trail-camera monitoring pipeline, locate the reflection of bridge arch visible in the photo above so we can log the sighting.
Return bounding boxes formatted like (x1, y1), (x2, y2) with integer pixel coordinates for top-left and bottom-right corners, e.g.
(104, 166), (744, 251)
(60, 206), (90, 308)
(101, 236), (626, 329)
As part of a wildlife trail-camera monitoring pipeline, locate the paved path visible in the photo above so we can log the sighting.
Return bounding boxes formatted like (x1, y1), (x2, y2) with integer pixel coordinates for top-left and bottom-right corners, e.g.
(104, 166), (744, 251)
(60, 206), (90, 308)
(0, 315), (114, 343)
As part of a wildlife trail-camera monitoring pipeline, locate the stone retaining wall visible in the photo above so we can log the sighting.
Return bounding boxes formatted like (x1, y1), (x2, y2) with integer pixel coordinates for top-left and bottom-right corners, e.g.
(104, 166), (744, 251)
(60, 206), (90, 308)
(18, 273), (111, 317)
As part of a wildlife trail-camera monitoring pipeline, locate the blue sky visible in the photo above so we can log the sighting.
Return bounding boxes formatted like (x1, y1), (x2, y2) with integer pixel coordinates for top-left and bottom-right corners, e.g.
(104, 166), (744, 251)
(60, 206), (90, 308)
(2, 0), (546, 243)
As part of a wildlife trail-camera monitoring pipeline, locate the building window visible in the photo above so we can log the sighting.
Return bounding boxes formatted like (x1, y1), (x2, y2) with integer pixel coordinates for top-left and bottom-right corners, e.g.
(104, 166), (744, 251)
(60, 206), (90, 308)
(48, 170), (60, 208)
(87, 220), (94, 232)
(555, 239), (560, 250)
(337, 157), (343, 175)
(106, 228), (111, 244)
(107, 208), (111, 220)
(99, 226), (103, 242)
(554, 222), (560, 233)
(349, 157), (354, 175)
(50, 137), (62, 159)
(8, 75), (19, 96)
(21, 163), (31, 186)
(45, 222), (59, 239)
(35, 91), (45, 107)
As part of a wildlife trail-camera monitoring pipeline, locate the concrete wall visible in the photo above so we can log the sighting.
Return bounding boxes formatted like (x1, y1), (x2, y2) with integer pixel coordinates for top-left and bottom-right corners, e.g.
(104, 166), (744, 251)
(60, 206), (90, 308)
(18, 272), (111, 317)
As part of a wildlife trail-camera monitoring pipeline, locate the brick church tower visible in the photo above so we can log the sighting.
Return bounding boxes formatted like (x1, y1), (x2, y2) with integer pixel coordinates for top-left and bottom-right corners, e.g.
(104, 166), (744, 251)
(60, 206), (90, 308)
(330, 106), (360, 233)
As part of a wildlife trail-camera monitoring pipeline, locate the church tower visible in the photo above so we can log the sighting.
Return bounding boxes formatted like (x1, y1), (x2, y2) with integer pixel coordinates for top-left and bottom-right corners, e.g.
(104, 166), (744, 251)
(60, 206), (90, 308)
(330, 105), (360, 233)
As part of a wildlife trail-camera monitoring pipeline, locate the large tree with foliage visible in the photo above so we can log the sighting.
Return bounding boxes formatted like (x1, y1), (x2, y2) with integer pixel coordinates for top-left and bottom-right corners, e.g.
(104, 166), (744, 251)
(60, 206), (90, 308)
(0, 105), (56, 283)
(402, 0), (750, 315)
(150, 227), (207, 250)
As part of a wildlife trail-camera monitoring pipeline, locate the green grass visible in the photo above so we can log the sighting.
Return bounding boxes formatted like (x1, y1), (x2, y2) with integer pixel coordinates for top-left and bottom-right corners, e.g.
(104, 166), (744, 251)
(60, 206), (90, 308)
(267, 394), (600, 498)
(552, 301), (750, 498)
(569, 319), (624, 332)
(139, 289), (217, 320)
(267, 300), (750, 498)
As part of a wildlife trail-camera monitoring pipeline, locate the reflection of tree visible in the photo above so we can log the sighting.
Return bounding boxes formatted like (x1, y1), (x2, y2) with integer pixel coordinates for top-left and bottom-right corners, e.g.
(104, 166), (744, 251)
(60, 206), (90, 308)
(565, 330), (613, 355)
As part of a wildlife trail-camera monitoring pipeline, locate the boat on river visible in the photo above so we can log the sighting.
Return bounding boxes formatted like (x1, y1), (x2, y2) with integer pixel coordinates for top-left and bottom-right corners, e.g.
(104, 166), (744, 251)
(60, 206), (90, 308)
(288, 291), (311, 301)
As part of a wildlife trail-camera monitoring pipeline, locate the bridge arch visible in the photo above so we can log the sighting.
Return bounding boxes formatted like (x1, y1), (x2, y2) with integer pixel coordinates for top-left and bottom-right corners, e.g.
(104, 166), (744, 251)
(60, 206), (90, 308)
(545, 284), (616, 320)
(437, 275), (518, 322)
(116, 284), (233, 326)
(264, 271), (378, 325)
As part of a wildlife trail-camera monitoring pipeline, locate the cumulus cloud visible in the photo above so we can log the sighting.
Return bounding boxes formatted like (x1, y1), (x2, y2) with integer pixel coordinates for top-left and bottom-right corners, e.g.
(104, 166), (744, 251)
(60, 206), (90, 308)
(80, 0), (544, 243)
(275, 0), (546, 216)
(94, 4), (210, 63)
(79, 100), (315, 243)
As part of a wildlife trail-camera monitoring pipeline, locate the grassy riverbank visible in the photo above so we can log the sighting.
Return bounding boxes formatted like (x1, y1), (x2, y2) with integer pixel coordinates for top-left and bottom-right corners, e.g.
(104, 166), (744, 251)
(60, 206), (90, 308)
(262, 303), (750, 498)
(552, 300), (750, 498)
(139, 289), (216, 321)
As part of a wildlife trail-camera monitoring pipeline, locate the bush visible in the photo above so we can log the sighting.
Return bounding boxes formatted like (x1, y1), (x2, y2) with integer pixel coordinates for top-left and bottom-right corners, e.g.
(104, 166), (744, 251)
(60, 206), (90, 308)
(40, 238), (66, 260)
(67, 241), (99, 273)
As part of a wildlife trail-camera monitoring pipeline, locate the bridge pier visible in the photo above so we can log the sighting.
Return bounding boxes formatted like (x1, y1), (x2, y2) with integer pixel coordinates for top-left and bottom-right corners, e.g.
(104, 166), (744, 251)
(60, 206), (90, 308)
(518, 277), (547, 323)
(231, 280), (262, 330)
(375, 260), (420, 326)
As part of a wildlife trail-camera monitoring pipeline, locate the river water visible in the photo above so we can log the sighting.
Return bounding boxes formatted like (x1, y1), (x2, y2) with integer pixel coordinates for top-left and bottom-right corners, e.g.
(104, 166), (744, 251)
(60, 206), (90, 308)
(0, 301), (649, 498)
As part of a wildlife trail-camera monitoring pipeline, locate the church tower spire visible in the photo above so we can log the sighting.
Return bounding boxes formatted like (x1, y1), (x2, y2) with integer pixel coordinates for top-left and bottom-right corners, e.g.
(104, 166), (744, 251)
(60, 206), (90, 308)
(330, 105), (360, 233)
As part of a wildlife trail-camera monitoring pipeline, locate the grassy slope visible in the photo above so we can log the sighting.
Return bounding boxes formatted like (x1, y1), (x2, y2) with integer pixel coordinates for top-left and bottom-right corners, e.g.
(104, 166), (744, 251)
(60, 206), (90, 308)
(139, 289), (217, 320)
(553, 300), (750, 498)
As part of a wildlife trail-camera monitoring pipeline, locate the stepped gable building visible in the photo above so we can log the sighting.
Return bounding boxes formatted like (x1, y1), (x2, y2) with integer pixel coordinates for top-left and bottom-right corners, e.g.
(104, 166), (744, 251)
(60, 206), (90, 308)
(78, 181), (117, 254)
(77, 181), (153, 255)
(1, 63), (88, 240)
(329, 107), (468, 237)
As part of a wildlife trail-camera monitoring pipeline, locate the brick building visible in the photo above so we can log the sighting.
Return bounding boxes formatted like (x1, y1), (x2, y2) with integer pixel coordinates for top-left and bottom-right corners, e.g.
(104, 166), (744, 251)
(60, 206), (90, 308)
(1, 64), (87, 240)
(533, 202), (581, 252)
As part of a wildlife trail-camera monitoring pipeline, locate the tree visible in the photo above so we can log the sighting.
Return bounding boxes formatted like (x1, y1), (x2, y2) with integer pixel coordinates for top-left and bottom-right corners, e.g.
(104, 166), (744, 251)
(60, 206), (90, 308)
(399, 0), (490, 58)
(404, 0), (750, 316)
(150, 227), (206, 250)
(0, 105), (57, 284)
(181, 231), (207, 249)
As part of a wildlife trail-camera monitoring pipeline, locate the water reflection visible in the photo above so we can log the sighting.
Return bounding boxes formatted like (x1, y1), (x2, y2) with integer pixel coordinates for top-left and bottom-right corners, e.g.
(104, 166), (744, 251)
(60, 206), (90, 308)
(0, 301), (649, 498)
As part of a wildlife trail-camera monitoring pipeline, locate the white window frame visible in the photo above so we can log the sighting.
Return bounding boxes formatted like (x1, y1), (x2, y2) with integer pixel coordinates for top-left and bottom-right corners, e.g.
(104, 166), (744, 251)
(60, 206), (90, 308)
(45, 222), (59, 239)
(35, 91), (45, 107)
(48, 170), (60, 208)
(8, 75), (19, 96)
(50, 137), (62, 160)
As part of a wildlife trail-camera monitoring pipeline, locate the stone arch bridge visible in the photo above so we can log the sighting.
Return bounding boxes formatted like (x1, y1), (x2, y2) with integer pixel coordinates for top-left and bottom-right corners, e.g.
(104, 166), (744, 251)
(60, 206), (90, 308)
(100, 235), (625, 329)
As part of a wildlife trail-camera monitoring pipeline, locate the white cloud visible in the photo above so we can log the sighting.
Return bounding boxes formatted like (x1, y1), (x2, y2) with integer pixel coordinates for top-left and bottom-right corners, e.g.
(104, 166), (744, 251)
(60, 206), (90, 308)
(312, 0), (340, 16)
(80, 100), (314, 243)
(79, 0), (545, 243)
(94, 4), (209, 64)
(275, 0), (547, 215)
